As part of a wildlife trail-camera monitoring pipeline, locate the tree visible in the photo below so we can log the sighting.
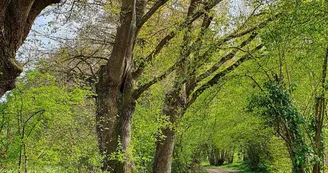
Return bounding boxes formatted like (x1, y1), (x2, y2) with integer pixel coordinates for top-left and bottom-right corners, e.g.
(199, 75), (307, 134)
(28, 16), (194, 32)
(253, 1), (328, 172)
(248, 82), (308, 173)
(40, 1), (263, 171)
(94, 1), (228, 172)
(312, 48), (327, 173)
(0, 0), (60, 96)
(152, 2), (278, 172)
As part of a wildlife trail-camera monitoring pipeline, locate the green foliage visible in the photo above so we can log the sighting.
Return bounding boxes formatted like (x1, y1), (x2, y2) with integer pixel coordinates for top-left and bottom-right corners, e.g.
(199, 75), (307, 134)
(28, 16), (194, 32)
(248, 82), (310, 172)
(14, 0), (328, 172)
(132, 83), (168, 172)
(0, 71), (101, 172)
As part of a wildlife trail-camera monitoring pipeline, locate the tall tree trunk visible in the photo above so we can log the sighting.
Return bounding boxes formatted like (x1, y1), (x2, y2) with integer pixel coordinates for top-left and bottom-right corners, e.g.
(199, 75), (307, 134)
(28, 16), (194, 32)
(153, 89), (185, 173)
(153, 127), (176, 173)
(95, 76), (137, 172)
(95, 70), (120, 171)
(312, 48), (328, 173)
(119, 74), (137, 172)
(96, 69), (137, 173)
(95, 0), (138, 172)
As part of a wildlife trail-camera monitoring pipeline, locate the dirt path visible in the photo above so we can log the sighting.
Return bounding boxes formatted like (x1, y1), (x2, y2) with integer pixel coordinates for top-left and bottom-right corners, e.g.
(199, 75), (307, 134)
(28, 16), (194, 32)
(205, 168), (241, 173)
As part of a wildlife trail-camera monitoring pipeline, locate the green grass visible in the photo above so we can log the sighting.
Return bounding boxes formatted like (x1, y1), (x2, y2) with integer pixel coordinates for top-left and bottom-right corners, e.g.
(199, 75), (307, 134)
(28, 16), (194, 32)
(220, 163), (255, 173)
(201, 162), (260, 173)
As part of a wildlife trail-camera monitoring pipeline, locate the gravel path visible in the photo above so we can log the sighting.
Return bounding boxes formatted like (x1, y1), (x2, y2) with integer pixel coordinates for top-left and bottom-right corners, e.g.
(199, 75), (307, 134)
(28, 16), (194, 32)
(205, 168), (240, 173)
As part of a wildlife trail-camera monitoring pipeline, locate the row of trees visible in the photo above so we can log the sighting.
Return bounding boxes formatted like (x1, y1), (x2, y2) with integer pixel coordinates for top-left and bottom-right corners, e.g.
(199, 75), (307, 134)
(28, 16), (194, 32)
(2, 0), (328, 173)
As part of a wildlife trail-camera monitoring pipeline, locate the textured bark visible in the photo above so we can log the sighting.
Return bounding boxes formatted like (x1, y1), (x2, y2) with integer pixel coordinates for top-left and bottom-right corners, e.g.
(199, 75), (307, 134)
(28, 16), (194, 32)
(153, 128), (175, 173)
(96, 70), (137, 173)
(0, 43), (22, 96)
(95, 66), (120, 171)
(95, 0), (138, 172)
(312, 48), (328, 173)
(95, 0), (170, 172)
(0, 0), (60, 96)
(153, 88), (185, 173)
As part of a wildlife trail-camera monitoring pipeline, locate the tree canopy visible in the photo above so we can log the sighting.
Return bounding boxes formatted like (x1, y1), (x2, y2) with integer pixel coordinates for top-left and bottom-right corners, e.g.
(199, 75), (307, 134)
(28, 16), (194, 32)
(2, 0), (328, 173)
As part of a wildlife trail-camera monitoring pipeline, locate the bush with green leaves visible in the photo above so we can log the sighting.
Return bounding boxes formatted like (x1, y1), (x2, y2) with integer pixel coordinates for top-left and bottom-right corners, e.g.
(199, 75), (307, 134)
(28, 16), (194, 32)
(0, 71), (101, 172)
(248, 82), (310, 173)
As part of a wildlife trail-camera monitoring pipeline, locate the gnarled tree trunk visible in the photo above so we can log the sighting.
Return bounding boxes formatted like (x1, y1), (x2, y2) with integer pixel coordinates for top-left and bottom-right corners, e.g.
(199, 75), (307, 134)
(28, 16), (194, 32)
(0, 0), (60, 96)
(96, 68), (137, 173)
(95, 0), (139, 172)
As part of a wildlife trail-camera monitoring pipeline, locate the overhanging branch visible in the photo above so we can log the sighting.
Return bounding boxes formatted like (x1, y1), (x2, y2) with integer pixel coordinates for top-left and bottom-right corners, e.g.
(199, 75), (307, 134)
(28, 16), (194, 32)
(137, 0), (169, 31)
(196, 32), (258, 83)
(189, 44), (263, 105)
(132, 0), (225, 80)
(133, 52), (187, 99)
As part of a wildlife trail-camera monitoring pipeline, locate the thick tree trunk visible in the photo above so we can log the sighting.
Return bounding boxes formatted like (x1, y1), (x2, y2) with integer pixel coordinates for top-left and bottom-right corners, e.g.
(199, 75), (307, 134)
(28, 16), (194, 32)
(153, 89), (185, 173)
(0, 43), (23, 96)
(96, 70), (137, 173)
(153, 127), (176, 173)
(119, 74), (137, 173)
(0, 0), (60, 96)
(95, 0), (138, 172)
(95, 69), (120, 171)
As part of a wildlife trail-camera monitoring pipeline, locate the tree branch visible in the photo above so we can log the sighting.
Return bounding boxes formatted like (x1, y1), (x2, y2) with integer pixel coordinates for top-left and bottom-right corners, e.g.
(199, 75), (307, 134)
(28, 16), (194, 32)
(132, 57), (186, 99)
(196, 32), (258, 83)
(23, 109), (45, 127)
(133, 0), (224, 79)
(23, 0), (61, 45)
(137, 0), (169, 31)
(189, 44), (263, 105)
(186, 13), (213, 95)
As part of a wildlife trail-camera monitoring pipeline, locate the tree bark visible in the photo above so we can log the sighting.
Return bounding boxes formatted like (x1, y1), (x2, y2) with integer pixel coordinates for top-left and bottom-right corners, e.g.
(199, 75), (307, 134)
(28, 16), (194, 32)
(153, 126), (176, 173)
(0, 43), (22, 96)
(95, 0), (173, 172)
(95, 67), (120, 171)
(312, 48), (328, 173)
(0, 0), (60, 96)
(152, 88), (185, 173)
(96, 72), (137, 173)
(95, 0), (138, 172)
